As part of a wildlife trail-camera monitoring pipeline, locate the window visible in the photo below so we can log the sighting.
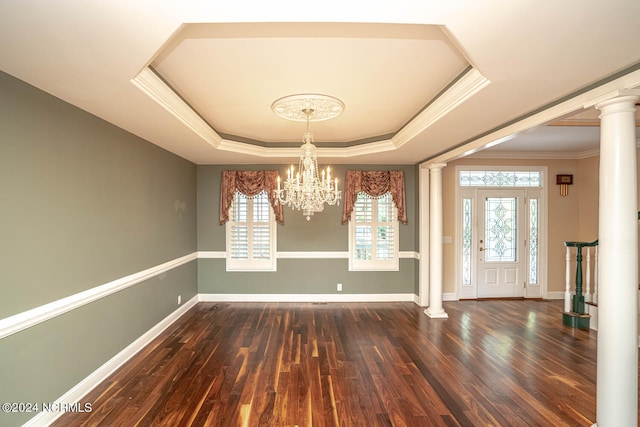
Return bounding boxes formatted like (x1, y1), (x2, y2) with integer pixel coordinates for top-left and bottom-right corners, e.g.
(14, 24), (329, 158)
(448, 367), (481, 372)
(226, 190), (276, 271)
(349, 192), (399, 271)
(459, 170), (542, 187)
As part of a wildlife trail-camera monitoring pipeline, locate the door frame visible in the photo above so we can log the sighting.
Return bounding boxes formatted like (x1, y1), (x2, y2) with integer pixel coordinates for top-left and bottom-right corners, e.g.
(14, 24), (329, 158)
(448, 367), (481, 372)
(455, 166), (548, 300)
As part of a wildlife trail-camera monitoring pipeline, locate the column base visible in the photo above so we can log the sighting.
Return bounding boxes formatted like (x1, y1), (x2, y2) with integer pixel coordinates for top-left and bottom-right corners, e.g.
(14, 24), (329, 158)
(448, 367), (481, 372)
(424, 308), (449, 319)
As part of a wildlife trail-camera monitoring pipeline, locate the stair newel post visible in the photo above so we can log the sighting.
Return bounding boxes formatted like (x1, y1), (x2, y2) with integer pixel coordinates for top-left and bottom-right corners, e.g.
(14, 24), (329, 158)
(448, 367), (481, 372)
(573, 244), (585, 314)
(564, 245), (571, 313)
(585, 247), (592, 303)
(563, 241), (592, 328)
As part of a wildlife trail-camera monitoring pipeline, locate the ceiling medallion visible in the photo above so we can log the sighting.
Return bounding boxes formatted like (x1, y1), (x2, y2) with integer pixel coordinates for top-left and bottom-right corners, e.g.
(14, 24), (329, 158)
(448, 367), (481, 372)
(273, 94), (343, 220)
(271, 94), (345, 122)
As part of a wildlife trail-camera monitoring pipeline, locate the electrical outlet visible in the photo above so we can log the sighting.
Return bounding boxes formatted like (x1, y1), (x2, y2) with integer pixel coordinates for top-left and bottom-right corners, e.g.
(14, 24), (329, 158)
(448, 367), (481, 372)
(178, 295), (182, 305)
(337, 283), (342, 292)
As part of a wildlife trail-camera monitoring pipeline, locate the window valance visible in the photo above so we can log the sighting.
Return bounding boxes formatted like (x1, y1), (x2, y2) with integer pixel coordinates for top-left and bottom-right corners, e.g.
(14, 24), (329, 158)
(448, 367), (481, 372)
(341, 170), (407, 224)
(220, 170), (284, 225)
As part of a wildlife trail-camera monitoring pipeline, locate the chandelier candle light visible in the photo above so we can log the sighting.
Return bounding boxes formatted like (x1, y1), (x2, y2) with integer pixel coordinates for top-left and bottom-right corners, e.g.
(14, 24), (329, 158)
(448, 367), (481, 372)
(272, 94), (343, 220)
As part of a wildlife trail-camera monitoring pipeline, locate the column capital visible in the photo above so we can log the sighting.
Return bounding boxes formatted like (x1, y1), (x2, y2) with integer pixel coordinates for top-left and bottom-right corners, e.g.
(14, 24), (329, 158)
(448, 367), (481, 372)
(427, 162), (447, 171)
(595, 94), (639, 117)
(586, 89), (640, 109)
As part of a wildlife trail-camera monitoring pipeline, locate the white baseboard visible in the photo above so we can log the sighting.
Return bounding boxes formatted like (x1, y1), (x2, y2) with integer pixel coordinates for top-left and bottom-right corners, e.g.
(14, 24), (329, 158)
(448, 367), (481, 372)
(199, 293), (416, 303)
(23, 295), (199, 427)
(545, 291), (566, 300)
(443, 293), (458, 301)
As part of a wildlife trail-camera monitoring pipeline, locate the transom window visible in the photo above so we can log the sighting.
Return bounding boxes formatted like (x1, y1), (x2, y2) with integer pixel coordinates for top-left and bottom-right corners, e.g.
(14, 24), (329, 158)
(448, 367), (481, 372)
(226, 190), (276, 271)
(349, 192), (399, 271)
(459, 170), (542, 187)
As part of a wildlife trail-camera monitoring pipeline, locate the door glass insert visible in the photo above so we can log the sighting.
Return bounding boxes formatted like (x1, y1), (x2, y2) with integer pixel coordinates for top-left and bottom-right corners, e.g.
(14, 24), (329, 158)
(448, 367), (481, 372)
(485, 197), (517, 262)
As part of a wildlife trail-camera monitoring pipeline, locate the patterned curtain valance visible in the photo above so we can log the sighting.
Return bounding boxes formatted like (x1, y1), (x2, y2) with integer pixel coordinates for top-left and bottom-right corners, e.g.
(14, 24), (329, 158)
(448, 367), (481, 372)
(341, 170), (407, 224)
(219, 170), (284, 225)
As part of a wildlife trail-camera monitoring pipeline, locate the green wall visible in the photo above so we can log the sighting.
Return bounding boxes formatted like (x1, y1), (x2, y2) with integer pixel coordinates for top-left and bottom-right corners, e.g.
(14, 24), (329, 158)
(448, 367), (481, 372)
(0, 71), (198, 426)
(197, 164), (417, 295)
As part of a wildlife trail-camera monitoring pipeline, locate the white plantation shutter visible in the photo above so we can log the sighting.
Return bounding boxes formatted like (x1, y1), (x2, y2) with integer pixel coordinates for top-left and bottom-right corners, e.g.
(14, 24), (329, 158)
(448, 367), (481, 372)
(230, 225), (249, 259)
(349, 192), (399, 271)
(376, 194), (395, 260)
(227, 190), (276, 271)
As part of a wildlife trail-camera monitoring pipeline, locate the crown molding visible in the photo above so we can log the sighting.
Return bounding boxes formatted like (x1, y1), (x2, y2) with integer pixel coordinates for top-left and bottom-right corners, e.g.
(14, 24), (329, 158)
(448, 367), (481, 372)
(133, 64), (488, 160)
(392, 67), (490, 148)
(216, 137), (397, 159)
(131, 68), (223, 149)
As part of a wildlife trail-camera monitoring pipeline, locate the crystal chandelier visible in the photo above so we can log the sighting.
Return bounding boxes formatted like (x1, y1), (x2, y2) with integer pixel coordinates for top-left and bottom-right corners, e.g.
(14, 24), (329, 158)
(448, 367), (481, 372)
(272, 94), (343, 220)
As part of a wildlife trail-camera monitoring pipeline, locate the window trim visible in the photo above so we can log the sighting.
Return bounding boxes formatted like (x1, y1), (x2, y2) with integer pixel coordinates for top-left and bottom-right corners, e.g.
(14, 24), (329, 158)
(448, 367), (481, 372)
(225, 190), (277, 272)
(348, 192), (399, 271)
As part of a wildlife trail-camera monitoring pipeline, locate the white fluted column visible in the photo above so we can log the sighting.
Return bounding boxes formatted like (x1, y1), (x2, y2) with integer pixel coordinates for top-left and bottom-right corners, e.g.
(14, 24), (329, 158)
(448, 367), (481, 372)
(593, 94), (638, 427)
(425, 163), (448, 319)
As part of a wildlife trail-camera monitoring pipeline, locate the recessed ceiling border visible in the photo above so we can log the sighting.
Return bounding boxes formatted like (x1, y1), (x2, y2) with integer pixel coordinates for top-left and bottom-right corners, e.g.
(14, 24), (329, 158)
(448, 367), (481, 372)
(132, 63), (490, 159)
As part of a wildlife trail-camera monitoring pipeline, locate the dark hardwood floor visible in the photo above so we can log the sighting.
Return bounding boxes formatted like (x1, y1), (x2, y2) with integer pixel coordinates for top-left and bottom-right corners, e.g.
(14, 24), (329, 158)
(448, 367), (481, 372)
(53, 300), (610, 426)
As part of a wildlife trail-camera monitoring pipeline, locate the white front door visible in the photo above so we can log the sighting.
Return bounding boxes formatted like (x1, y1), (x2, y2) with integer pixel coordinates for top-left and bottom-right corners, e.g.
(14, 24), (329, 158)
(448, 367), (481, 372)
(477, 190), (526, 298)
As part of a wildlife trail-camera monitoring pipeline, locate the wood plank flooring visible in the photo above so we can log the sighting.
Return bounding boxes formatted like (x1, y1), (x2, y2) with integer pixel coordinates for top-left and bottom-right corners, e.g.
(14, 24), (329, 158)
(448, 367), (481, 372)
(53, 300), (614, 426)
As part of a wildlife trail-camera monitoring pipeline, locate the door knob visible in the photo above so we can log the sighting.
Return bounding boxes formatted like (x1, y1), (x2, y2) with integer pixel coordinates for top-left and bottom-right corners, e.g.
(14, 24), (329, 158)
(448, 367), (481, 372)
(479, 247), (485, 251)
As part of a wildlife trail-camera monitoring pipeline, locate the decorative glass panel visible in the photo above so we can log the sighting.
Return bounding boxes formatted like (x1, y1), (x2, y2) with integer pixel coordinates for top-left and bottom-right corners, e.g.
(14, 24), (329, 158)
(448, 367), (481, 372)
(460, 170), (541, 187)
(529, 198), (539, 284)
(485, 197), (517, 262)
(462, 198), (472, 286)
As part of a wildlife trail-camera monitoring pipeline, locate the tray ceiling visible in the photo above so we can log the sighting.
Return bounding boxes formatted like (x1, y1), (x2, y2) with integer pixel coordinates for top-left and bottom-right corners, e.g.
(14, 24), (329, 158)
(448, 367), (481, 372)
(1, 1), (639, 164)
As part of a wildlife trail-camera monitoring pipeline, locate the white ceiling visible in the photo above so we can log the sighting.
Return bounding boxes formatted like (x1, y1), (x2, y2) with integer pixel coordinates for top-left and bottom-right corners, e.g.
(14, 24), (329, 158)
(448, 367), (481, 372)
(1, 1), (639, 165)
